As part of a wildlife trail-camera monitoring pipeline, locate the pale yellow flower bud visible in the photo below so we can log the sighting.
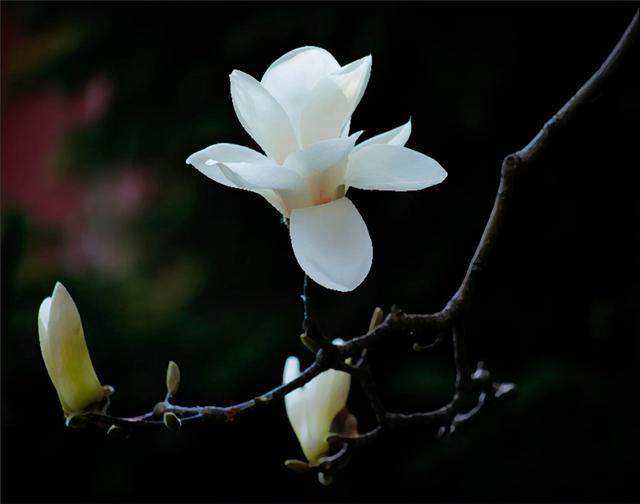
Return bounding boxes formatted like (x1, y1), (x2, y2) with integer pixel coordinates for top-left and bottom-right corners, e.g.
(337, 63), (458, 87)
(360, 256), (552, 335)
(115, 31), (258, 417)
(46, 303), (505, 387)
(283, 339), (351, 465)
(38, 282), (105, 416)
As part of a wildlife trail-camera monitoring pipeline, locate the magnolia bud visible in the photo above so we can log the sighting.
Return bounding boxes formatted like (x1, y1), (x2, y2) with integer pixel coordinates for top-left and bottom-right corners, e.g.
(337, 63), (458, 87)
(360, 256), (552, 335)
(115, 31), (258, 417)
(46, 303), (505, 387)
(38, 282), (105, 416)
(166, 361), (181, 398)
(283, 354), (351, 465)
(369, 307), (384, 332)
(300, 333), (320, 353)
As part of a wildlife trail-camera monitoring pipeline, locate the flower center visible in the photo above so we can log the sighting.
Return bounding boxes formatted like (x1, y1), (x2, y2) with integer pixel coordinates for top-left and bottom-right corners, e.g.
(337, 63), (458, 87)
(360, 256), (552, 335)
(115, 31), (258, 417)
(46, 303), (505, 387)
(312, 190), (333, 206)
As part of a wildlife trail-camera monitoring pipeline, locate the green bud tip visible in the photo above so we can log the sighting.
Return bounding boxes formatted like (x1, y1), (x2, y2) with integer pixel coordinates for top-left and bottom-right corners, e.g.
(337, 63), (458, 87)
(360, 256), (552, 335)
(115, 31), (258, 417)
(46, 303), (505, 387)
(254, 395), (271, 405)
(284, 459), (311, 473)
(166, 361), (181, 398)
(300, 333), (320, 353)
(368, 307), (384, 332)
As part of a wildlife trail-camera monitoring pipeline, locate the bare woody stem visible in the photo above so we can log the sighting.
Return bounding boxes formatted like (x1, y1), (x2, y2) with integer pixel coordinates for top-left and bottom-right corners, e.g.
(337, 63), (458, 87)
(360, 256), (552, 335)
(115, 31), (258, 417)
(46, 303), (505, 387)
(85, 11), (638, 473)
(339, 9), (639, 358)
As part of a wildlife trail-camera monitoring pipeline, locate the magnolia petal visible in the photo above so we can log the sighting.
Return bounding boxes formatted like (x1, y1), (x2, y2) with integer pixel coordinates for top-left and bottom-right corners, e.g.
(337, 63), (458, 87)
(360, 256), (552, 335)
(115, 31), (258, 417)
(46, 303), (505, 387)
(283, 356), (310, 460)
(218, 162), (302, 191)
(330, 55), (372, 115)
(300, 55), (372, 147)
(186, 143), (269, 188)
(341, 119), (351, 138)
(282, 133), (361, 207)
(289, 197), (372, 292)
(353, 119), (412, 152)
(39, 297), (52, 328)
(307, 368), (351, 433)
(262, 47), (340, 134)
(230, 70), (299, 164)
(284, 133), (361, 177)
(42, 283), (103, 414)
(256, 190), (288, 216)
(38, 296), (68, 411)
(345, 144), (447, 191)
(300, 368), (350, 463)
(283, 357), (305, 444)
(299, 79), (349, 148)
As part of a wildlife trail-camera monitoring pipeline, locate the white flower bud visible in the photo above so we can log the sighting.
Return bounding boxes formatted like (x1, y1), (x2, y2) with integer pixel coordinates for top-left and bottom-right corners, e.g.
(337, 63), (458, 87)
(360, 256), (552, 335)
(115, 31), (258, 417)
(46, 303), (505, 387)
(283, 340), (351, 465)
(38, 282), (105, 416)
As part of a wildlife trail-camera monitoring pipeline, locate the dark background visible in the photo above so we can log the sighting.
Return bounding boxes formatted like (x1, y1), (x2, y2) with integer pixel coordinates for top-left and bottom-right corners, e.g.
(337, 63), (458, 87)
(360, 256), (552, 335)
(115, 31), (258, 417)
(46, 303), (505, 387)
(2, 2), (639, 502)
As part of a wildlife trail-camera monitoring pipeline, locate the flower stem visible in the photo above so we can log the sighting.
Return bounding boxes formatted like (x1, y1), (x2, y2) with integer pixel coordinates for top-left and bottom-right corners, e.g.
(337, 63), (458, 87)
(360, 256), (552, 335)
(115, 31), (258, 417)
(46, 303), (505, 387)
(301, 273), (311, 335)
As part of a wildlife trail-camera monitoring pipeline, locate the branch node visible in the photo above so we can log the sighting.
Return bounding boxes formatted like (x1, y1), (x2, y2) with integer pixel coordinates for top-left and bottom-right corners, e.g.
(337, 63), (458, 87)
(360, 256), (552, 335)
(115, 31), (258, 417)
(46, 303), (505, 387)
(472, 366), (491, 384)
(494, 382), (517, 399)
(224, 408), (238, 422)
(153, 401), (168, 417)
(413, 332), (446, 353)
(254, 395), (272, 406)
(501, 153), (521, 177)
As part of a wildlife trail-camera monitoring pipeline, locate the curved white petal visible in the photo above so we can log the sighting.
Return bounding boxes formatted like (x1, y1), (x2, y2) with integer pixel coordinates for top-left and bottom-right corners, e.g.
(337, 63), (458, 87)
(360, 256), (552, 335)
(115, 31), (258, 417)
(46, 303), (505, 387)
(300, 55), (372, 147)
(230, 70), (299, 164)
(345, 144), (447, 191)
(261, 47), (340, 135)
(331, 55), (372, 114)
(256, 190), (287, 216)
(186, 144), (289, 214)
(218, 162), (303, 191)
(289, 197), (372, 292)
(38, 297), (61, 399)
(307, 368), (351, 433)
(299, 79), (349, 148)
(284, 133), (361, 177)
(283, 356), (311, 461)
(341, 119), (351, 138)
(39, 297), (52, 333)
(186, 143), (269, 188)
(353, 119), (412, 152)
(299, 368), (350, 463)
(282, 133), (360, 207)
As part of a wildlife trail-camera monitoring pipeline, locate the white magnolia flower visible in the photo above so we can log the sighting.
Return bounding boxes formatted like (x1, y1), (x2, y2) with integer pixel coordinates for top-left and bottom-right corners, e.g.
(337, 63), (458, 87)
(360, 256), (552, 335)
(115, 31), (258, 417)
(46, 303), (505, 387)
(38, 282), (105, 416)
(187, 46), (447, 292)
(283, 347), (351, 464)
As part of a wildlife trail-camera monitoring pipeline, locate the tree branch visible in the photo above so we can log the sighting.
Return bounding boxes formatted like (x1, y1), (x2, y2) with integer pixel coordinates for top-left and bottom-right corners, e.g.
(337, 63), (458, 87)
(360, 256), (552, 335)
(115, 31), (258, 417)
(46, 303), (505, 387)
(338, 9), (638, 359)
(76, 9), (637, 481)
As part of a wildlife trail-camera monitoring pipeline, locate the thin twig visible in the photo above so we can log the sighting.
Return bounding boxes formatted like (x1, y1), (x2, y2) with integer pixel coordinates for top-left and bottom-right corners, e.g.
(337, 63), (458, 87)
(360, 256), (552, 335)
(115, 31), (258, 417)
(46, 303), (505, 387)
(301, 273), (311, 335)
